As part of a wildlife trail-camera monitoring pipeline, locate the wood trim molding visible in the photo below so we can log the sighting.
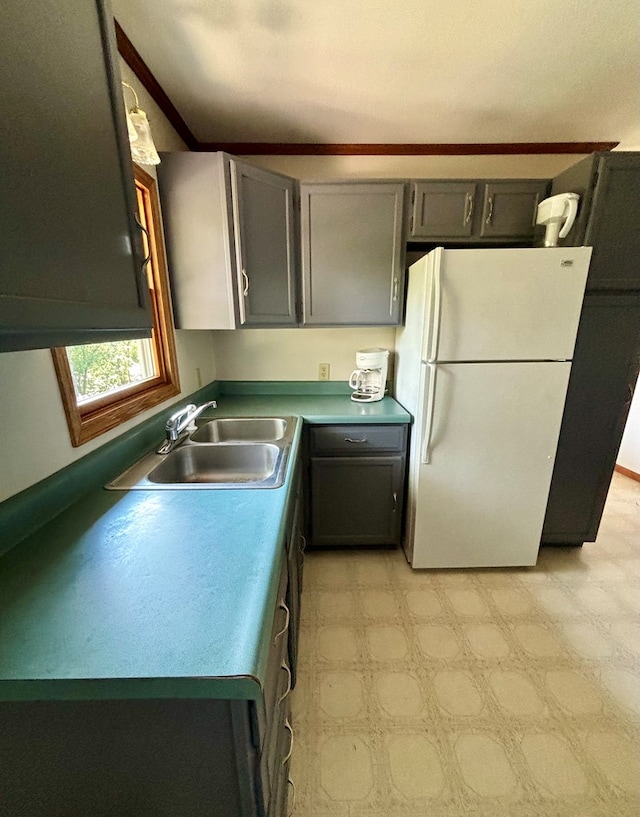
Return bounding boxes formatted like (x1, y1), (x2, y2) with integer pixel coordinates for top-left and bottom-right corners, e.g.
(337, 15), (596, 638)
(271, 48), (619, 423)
(114, 19), (199, 151)
(615, 464), (640, 482)
(197, 142), (620, 156)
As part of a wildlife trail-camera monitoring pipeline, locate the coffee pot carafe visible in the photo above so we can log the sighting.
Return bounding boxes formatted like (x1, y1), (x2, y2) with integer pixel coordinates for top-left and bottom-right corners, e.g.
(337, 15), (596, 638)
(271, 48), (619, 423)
(349, 348), (389, 403)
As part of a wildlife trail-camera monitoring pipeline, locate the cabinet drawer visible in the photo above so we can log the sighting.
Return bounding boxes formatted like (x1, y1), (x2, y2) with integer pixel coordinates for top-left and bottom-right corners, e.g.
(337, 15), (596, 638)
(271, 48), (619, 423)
(310, 424), (407, 455)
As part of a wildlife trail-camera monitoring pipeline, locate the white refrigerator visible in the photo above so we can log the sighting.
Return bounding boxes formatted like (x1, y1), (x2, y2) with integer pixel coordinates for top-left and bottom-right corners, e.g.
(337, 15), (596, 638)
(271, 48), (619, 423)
(395, 247), (591, 569)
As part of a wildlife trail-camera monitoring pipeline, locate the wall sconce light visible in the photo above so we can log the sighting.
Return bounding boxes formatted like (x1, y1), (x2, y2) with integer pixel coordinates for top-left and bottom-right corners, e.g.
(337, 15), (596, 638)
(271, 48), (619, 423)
(121, 81), (161, 166)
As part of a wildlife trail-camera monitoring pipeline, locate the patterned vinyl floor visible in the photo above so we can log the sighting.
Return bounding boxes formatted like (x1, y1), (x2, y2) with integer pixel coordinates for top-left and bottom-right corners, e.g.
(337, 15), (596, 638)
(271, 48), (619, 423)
(289, 472), (640, 817)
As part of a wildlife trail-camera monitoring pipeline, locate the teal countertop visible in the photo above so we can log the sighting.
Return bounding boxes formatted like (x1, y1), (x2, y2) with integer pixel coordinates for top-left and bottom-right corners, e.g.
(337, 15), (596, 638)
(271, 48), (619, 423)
(207, 393), (410, 424)
(0, 392), (410, 702)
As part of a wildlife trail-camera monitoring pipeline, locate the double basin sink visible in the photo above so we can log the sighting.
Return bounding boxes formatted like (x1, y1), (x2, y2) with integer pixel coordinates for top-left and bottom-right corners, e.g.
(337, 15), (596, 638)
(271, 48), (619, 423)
(107, 417), (295, 490)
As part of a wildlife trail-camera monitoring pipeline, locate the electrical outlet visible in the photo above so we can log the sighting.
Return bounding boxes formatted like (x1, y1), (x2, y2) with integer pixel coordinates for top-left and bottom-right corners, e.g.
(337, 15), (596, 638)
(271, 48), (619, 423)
(318, 363), (330, 381)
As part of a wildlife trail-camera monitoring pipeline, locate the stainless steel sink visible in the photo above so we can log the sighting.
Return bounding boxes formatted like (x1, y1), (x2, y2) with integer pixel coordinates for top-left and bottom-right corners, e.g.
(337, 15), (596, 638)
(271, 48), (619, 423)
(190, 417), (288, 443)
(106, 416), (296, 490)
(148, 444), (280, 484)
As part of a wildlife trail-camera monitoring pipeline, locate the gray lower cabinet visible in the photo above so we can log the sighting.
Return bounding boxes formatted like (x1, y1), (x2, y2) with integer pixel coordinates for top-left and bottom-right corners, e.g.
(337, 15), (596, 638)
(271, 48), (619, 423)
(301, 183), (407, 325)
(0, 518), (303, 817)
(307, 424), (408, 547)
(409, 180), (549, 243)
(0, 0), (151, 353)
(157, 153), (298, 329)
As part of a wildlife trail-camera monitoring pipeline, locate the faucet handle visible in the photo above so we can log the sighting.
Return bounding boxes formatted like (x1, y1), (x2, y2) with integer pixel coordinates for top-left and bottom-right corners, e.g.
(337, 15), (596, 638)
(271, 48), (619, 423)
(166, 403), (196, 432)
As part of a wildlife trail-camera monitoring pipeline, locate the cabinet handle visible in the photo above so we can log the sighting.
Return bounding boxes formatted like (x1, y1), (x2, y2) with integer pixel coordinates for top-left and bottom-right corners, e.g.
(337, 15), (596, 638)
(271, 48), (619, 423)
(392, 275), (399, 302)
(464, 193), (474, 225)
(344, 437), (367, 444)
(392, 491), (398, 512)
(242, 268), (249, 296)
(300, 533), (307, 553)
(287, 777), (296, 817)
(273, 600), (290, 645)
(485, 196), (494, 225)
(278, 661), (292, 704)
(134, 216), (151, 271)
(282, 718), (294, 764)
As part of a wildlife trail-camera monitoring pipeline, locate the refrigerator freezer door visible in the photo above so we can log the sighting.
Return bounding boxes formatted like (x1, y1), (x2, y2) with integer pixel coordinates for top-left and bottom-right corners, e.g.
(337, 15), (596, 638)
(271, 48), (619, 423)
(410, 361), (572, 568)
(430, 247), (591, 362)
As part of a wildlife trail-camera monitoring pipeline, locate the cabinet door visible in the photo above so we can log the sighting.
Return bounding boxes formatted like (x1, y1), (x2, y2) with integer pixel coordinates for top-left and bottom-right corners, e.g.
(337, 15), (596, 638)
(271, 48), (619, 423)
(0, 0), (151, 352)
(409, 182), (477, 239)
(301, 183), (406, 325)
(231, 161), (298, 326)
(542, 293), (640, 544)
(310, 456), (404, 546)
(479, 181), (548, 239)
(583, 153), (640, 290)
(551, 152), (640, 290)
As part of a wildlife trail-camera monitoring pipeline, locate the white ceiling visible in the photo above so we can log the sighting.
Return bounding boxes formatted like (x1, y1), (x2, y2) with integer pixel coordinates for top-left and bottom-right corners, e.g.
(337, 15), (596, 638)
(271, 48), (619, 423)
(112, 0), (640, 148)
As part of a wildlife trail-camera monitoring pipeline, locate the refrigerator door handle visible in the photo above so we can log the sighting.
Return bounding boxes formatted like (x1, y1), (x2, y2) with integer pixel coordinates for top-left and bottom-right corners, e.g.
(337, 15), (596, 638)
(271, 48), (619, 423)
(427, 253), (443, 363)
(421, 362), (438, 464)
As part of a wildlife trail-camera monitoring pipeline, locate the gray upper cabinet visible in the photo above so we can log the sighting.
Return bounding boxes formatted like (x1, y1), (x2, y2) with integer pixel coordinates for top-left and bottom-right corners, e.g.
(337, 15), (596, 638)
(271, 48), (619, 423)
(410, 182), (477, 239)
(158, 153), (298, 329)
(230, 161), (298, 326)
(0, 0), (151, 353)
(479, 181), (548, 239)
(550, 151), (640, 291)
(409, 180), (549, 243)
(301, 183), (406, 326)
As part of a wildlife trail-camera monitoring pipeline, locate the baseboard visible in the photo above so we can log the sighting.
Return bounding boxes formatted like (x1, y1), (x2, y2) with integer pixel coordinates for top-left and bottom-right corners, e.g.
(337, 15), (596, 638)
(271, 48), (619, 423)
(615, 464), (640, 482)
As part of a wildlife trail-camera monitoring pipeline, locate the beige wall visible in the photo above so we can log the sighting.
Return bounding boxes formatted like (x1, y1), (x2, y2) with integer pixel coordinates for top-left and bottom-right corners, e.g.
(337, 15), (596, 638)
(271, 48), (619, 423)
(240, 153), (586, 181)
(214, 327), (397, 382)
(618, 388), (640, 475)
(0, 63), (218, 504)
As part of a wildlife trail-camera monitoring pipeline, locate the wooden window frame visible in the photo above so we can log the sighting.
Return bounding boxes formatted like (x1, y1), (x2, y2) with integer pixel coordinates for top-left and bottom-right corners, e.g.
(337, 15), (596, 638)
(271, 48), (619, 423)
(52, 165), (180, 446)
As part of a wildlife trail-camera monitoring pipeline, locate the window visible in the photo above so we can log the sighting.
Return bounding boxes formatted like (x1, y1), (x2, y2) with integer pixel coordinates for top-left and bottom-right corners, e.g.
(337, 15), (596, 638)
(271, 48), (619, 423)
(52, 165), (180, 446)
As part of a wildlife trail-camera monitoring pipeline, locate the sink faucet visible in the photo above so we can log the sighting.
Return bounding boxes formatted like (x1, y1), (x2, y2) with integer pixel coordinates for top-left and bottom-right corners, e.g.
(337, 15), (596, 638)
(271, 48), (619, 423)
(157, 400), (217, 454)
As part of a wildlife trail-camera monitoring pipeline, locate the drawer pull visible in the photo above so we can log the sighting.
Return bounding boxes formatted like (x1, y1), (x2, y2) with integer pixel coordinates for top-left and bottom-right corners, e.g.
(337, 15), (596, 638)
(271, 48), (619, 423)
(485, 196), (494, 225)
(273, 600), (290, 645)
(287, 777), (296, 817)
(392, 491), (398, 512)
(282, 718), (294, 764)
(464, 192), (474, 225)
(278, 661), (292, 704)
(344, 437), (367, 444)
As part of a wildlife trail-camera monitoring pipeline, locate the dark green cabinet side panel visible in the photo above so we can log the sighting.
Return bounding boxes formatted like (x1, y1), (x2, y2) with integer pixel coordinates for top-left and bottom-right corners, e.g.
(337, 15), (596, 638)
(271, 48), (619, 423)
(542, 293), (640, 544)
(0, 0), (151, 352)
